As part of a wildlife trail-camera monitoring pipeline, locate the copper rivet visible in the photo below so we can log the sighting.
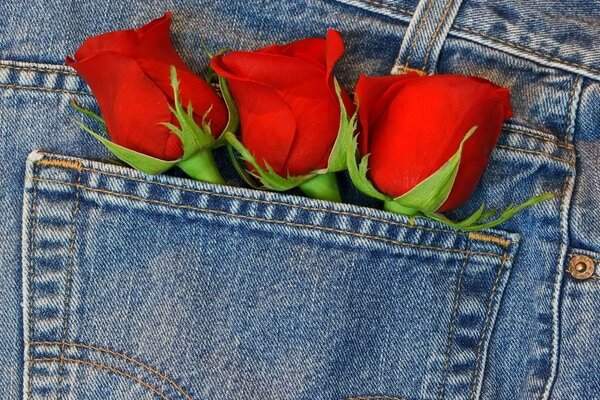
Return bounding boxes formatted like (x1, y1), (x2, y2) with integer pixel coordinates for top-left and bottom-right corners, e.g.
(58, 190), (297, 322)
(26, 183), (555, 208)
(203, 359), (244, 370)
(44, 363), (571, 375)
(567, 255), (595, 280)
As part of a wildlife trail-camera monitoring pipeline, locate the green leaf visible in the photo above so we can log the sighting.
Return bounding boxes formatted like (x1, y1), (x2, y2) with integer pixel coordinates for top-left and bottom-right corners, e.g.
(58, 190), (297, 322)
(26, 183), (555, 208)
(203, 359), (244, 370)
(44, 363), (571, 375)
(327, 78), (356, 173)
(423, 192), (557, 231)
(391, 126), (477, 213)
(166, 66), (216, 157)
(345, 121), (391, 201)
(224, 132), (314, 191)
(70, 118), (179, 175)
(216, 76), (240, 145)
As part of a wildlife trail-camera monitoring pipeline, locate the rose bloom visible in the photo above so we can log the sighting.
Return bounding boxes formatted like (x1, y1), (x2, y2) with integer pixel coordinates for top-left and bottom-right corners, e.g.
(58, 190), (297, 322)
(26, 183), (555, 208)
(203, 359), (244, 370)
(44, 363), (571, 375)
(67, 12), (227, 160)
(356, 73), (512, 212)
(211, 29), (354, 177)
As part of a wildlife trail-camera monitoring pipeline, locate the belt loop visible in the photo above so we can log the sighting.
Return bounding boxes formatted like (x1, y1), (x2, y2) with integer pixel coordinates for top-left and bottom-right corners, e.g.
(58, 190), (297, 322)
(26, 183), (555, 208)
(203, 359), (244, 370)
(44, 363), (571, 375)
(391, 0), (465, 75)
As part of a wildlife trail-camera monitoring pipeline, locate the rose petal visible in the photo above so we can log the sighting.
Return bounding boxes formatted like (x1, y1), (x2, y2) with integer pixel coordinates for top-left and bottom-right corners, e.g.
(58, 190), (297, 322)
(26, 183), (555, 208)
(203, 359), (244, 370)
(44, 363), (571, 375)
(68, 52), (182, 160)
(138, 59), (228, 136)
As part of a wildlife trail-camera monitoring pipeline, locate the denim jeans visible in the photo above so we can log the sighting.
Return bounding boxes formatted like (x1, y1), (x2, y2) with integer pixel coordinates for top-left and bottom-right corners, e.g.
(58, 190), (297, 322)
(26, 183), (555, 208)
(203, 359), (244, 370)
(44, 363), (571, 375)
(0, 0), (598, 399)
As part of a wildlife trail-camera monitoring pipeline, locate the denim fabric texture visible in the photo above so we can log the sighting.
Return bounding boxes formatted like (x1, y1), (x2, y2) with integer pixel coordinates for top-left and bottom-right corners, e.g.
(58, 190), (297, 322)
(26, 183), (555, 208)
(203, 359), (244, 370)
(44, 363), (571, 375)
(0, 0), (598, 399)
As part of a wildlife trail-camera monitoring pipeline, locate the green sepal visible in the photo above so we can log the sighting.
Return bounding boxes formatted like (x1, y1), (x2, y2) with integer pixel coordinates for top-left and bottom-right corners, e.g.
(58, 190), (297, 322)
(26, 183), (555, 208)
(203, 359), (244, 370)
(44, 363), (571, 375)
(389, 126), (476, 213)
(224, 132), (315, 191)
(327, 78), (357, 173)
(422, 192), (557, 231)
(165, 66), (216, 158)
(215, 75), (240, 146)
(69, 115), (180, 175)
(226, 140), (260, 189)
(345, 117), (391, 202)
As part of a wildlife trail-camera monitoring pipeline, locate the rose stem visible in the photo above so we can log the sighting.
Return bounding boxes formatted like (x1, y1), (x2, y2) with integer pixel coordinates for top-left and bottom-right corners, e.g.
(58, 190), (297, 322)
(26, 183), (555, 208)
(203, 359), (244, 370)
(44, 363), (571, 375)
(177, 149), (225, 184)
(298, 172), (342, 202)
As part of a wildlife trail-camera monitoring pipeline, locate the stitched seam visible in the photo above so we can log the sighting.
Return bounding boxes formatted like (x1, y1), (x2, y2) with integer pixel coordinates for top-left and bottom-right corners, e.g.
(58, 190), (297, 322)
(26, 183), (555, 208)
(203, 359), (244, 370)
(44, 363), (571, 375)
(439, 247), (470, 400)
(422, 0), (455, 70)
(29, 176), (509, 260)
(0, 83), (88, 96)
(348, 396), (408, 400)
(495, 145), (575, 166)
(470, 251), (508, 399)
(403, 0), (435, 68)
(30, 341), (192, 400)
(35, 159), (516, 243)
(85, 168), (462, 235)
(503, 126), (573, 150)
(353, 0), (600, 78)
(0, 63), (78, 76)
(360, 0), (412, 16)
(565, 76), (579, 144)
(36, 162), (466, 235)
(36, 150), (566, 229)
(453, 25), (600, 77)
(26, 163), (39, 399)
(56, 170), (81, 400)
(29, 358), (169, 400)
(541, 168), (575, 399)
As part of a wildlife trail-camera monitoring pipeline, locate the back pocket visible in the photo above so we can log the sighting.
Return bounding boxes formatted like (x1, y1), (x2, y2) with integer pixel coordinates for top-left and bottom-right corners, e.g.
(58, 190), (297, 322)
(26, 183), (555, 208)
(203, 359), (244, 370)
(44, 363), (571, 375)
(23, 151), (520, 400)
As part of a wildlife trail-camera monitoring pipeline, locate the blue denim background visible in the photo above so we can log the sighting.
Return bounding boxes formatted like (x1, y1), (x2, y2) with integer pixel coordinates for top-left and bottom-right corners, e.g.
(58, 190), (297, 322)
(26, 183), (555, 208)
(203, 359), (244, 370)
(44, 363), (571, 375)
(1, 0), (599, 399)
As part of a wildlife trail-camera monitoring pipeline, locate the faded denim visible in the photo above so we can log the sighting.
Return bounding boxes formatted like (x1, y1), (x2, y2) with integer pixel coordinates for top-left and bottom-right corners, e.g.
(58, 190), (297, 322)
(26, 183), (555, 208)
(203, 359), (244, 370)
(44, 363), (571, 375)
(0, 0), (599, 399)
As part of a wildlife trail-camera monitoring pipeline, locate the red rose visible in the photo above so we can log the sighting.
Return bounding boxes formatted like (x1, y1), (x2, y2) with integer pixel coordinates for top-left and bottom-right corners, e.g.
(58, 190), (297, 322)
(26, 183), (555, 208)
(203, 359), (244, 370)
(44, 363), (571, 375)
(67, 12), (227, 161)
(210, 30), (354, 177)
(356, 73), (512, 212)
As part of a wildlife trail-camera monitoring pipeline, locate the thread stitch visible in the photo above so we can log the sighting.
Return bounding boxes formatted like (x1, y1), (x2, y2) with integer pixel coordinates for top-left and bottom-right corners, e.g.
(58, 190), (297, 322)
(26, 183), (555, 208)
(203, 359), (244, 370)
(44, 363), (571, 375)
(356, 0), (600, 78)
(421, 0), (456, 71)
(565, 75), (582, 144)
(29, 176), (510, 260)
(30, 341), (192, 400)
(495, 145), (574, 166)
(0, 83), (88, 96)
(29, 357), (169, 400)
(438, 247), (470, 399)
(403, 0), (435, 68)
(26, 164), (40, 400)
(348, 396), (407, 400)
(56, 169), (81, 400)
(468, 232), (510, 248)
(35, 159), (518, 243)
(454, 25), (600, 77)
(469, 251), (508, 399)
(0, 63), (78, 76)
(541, 166), (576, 400)
(503, 126), (573, 150)
(36, 159), (84, 171)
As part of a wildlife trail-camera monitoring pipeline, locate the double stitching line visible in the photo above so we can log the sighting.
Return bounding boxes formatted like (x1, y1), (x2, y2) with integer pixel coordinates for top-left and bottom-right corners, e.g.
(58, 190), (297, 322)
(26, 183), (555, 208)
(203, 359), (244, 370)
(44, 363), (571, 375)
(56, 168), (81, 399)
(347, 396), (408, 400)
(438, 246), (470, 399)
(356, 0), (600, 78)
(35, 159), (520, 244)
(29, 357), (169, 400)
(0, 63), (77, 76)
(421, 0), (456, 71)
(28, 175), (509, 260)
(30, 341), (193, 400)
(403, 0), (435, 69)
(469, 251), (509, 399)
(26, 164), (40, 399)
